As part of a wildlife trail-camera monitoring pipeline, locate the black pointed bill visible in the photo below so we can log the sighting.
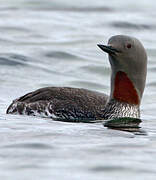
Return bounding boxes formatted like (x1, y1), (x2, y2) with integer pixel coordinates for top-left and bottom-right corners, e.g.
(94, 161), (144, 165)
(97, 44), (119, 55)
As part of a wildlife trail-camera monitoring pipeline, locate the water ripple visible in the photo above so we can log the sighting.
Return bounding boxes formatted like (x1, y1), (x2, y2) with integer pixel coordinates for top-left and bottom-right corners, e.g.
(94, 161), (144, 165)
(0, 53), (29, 66)
(111, 22), (153, 30)
(44, 50), (82, 60)
(3, 142), (54, 150)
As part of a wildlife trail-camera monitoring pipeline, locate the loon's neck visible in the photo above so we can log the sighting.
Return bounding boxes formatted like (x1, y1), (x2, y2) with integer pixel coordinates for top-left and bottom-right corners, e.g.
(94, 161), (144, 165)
(102, 99), (140, 120)
(102, 70), (140, 120)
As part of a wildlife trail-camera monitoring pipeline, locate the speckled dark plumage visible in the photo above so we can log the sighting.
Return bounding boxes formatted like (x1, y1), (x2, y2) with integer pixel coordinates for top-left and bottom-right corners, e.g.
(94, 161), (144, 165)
(6, 87), (109, 121)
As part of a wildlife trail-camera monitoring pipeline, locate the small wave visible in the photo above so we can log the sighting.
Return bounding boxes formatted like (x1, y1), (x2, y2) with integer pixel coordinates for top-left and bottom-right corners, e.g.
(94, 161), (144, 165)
(44, 50), (82, 60)
(3, 142), (53, 150)
(68, 80), (107, 91)
(34, 7), (113, 12)
(111, 22), (152, 30)
(147, 82), (156, 87)
(90, 165), (126, 172)
(149, 66), (156, 72)
(80, 65), (110, 76)
(0, 53), (31, 66)
(0, 26), (30, 33)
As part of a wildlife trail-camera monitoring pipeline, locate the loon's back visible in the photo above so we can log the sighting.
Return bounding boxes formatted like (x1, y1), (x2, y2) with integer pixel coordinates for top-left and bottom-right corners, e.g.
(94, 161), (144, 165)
(7, 87), (109, 121)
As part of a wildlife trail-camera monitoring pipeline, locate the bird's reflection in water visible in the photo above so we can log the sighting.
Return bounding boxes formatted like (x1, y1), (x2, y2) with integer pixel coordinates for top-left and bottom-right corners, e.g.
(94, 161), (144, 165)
(103, 117), (147, 135)
(107, 127), (147, 135)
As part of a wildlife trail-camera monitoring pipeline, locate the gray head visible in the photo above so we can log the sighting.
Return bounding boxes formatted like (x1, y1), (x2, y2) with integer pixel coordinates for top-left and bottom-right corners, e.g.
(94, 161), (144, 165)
(98, 35), (147, 105)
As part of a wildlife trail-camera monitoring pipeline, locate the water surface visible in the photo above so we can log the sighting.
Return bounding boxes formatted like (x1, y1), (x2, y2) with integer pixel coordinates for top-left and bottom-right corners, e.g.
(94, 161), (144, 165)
(0, 0), (156, 180)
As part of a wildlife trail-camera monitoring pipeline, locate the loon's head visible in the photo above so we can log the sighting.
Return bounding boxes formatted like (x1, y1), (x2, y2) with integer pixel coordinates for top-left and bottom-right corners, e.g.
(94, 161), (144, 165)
(98, 35), (147, 105)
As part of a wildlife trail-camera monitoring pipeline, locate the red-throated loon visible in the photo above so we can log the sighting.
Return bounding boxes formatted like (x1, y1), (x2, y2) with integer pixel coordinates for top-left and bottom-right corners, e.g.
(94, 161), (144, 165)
(6, 35), (147, 122)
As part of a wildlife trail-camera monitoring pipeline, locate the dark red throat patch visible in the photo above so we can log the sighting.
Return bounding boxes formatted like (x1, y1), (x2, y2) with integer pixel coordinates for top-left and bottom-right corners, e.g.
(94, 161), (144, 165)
(113, 71), (139, 105)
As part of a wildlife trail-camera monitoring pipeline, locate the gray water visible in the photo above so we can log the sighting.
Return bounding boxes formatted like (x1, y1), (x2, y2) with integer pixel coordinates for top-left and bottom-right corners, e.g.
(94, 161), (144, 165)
(1, 0), (156, 179)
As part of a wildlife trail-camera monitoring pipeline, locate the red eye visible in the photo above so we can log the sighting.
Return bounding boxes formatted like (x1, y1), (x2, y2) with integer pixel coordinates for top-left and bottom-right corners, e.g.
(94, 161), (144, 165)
(127, 44), (131, 49)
